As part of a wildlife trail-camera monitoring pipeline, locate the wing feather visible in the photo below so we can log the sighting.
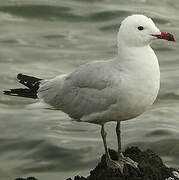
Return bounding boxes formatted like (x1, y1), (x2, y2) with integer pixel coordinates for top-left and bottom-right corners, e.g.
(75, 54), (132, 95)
(38, 60), (121, 120)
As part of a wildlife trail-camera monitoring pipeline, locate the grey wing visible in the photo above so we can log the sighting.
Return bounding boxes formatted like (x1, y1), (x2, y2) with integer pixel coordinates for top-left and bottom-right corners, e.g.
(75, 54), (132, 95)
(37, 74), (68, 105)
(38, 61), (120, 120)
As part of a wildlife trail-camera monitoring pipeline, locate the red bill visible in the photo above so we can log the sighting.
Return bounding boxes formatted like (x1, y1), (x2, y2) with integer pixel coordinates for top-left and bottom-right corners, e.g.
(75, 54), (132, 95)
(152, 31), (176, 42)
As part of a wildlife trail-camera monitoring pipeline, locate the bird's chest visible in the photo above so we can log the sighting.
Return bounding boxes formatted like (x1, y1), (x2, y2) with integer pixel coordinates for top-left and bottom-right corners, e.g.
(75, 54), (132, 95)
(113, 59), (160, 120)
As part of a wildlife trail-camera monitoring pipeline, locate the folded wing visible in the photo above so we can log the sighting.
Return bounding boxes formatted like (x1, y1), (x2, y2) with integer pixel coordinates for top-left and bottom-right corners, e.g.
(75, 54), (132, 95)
(38, 61), (120, 120)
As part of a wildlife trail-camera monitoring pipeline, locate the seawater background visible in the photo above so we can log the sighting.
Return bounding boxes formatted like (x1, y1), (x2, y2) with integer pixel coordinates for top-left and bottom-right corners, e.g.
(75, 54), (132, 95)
(0, 0), (179, 179)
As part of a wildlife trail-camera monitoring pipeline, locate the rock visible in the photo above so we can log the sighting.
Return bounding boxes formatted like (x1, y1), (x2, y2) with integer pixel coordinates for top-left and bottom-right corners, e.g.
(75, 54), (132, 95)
(68, 147), (179, 180)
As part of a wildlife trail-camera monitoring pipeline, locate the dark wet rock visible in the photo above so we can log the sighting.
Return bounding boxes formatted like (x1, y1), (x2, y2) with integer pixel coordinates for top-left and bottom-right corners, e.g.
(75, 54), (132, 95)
(68, 147), (179, 180)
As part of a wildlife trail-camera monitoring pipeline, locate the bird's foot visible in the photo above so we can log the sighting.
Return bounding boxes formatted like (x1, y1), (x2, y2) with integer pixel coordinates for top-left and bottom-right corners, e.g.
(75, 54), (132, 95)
(121, 156), (138, 169)
(106, 156), (138, 174)
(106, 158), (124, 171)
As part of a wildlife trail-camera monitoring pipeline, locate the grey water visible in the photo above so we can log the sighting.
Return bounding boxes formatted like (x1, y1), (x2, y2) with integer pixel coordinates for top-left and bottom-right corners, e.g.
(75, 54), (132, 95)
(0, 0), (179, 179)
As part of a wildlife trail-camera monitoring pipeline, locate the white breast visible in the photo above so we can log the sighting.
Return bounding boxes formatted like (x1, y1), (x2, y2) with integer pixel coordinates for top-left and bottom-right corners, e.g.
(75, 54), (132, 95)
(113, 45), (160, 121)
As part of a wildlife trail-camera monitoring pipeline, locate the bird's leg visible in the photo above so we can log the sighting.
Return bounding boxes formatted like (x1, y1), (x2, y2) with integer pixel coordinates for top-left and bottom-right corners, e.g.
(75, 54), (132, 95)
(116, 121), (123, 159)
(116, 121), (138, 172)
(101, 124), (111, 161)
(101, 124), (123, 169)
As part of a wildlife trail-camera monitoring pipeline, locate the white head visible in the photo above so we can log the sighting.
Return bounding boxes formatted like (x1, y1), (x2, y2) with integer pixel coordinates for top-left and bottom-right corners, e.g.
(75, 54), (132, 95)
(118, 14), (175, 47)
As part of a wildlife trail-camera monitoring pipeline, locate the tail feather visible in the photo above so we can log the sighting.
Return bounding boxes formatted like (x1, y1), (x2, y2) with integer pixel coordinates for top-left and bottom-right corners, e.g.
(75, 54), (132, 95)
(3, 73), (43, 99)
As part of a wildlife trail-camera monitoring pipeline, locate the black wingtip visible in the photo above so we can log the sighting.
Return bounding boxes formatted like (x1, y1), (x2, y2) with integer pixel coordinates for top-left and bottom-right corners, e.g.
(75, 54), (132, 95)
(3, 74), (42, 99)
(3, 90), (11, 95)
(3, 90), (18, 97)
(17, 73), (23, 80)
(3, 88), (38, 98)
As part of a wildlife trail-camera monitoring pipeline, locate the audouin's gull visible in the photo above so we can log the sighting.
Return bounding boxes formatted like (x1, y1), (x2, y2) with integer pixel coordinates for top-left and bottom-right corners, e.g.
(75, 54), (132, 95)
(3, 14), (176, 173)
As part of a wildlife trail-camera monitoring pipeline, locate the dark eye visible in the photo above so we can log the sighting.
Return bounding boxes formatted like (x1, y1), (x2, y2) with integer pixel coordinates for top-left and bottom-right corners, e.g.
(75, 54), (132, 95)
(138, 26), (144, 31)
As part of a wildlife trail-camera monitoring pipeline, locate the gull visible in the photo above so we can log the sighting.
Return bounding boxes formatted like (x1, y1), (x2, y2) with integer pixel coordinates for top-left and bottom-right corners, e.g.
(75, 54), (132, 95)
(3, 14), (176, 173)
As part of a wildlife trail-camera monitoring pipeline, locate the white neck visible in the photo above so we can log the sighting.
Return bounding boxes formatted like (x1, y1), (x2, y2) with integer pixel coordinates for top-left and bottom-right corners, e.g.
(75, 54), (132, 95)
(114, 42), (160, 85)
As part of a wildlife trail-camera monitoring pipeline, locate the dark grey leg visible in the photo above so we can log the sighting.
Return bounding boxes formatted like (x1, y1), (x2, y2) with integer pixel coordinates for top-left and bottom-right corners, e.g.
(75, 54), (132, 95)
(101, 124), (111, 161)
(101, 124), (125, 170)
(116, 121), (124, 159)
(116, 121), (138, 171)
(100, 123), (138, 172)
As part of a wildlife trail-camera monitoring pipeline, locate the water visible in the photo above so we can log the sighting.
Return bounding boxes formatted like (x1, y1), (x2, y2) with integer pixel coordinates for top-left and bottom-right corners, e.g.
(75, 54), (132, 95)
(0, 0), (179, 179)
